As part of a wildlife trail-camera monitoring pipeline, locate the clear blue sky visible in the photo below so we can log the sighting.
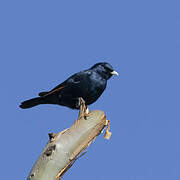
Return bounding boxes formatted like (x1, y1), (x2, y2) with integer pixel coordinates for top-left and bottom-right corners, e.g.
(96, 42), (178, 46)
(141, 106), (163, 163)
(1, 0), (180, 179)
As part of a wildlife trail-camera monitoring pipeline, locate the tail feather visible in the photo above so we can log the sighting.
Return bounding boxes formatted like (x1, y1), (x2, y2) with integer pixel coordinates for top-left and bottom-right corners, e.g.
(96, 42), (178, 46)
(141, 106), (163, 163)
(19, 97), (44, 109)
(38, 92), (49, 97)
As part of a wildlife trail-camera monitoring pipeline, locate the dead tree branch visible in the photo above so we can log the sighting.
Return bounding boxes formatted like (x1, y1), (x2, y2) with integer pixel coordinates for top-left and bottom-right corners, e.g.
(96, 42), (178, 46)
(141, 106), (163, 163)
(27, 109), (111, 180)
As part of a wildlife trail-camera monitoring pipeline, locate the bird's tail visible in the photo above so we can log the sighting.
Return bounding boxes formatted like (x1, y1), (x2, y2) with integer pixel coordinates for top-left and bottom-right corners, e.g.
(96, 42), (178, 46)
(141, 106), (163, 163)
(19, 97), (45, 109)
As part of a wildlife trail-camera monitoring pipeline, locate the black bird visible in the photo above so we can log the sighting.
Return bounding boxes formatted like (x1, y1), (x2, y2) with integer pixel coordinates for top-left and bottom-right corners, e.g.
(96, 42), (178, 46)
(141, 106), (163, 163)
(19, 62), (118, 109)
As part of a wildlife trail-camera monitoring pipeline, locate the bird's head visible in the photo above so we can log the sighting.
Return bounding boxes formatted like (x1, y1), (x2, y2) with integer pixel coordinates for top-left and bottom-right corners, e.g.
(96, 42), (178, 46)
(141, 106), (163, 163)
(91, 62), (118, 80)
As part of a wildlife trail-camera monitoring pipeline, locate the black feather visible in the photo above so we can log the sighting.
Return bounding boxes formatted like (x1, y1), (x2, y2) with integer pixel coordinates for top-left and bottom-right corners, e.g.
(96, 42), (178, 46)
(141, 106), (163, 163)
(19, 62), (118, 109)
(39, 92), (49, 97)
(20, 97), (44, 109)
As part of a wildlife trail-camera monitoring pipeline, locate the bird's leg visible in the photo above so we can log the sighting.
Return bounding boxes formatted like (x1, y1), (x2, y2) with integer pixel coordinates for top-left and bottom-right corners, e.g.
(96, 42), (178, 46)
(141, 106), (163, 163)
(78, 97), (86, 119)
(78, 97), (90, 120)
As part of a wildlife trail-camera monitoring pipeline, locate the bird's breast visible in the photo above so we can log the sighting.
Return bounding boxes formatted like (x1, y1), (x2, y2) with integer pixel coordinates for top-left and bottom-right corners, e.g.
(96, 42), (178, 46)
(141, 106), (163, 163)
(84, 77), (106, 105)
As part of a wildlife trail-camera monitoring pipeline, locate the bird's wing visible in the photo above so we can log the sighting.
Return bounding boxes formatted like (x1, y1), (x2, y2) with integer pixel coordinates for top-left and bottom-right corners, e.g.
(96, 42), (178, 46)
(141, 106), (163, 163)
(39, 71), (89, 97)
(41, 84), (66, 97)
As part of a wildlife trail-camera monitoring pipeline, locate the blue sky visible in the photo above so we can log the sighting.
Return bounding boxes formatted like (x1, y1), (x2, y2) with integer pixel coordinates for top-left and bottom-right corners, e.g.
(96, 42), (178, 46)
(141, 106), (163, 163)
(1, 0), (180, 179)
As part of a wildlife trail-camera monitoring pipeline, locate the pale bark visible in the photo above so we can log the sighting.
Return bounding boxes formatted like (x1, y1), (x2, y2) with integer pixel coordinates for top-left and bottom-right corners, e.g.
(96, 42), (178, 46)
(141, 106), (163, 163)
(27, 110), (111, 180)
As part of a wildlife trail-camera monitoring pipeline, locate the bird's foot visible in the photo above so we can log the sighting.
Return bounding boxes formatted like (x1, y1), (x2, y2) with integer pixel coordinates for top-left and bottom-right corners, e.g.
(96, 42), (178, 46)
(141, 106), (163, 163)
(82, 107), (90, 120)
(78, 97), (90, 120)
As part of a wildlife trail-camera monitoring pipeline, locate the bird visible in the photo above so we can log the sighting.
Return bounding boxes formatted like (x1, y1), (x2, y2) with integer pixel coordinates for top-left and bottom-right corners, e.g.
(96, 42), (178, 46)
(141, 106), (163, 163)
(19, 62), (118, 110)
